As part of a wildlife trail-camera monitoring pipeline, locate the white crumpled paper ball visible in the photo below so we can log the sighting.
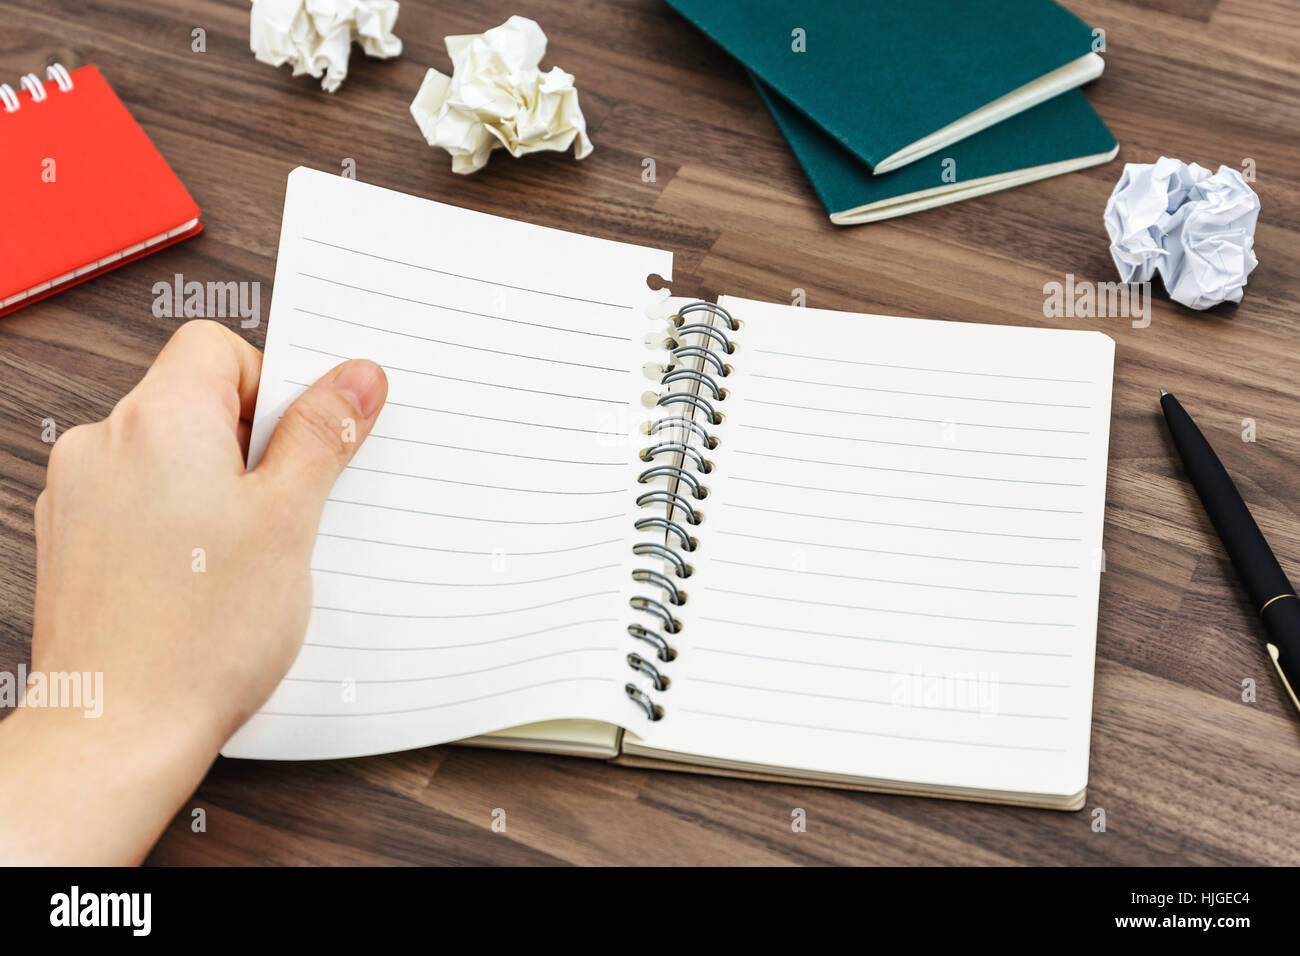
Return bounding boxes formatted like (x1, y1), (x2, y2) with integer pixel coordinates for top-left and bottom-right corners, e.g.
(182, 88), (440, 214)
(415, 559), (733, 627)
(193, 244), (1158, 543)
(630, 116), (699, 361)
(250, 0), (402, 94)
(409, 15), (593, 174)
(1103, 156), (1260, 310)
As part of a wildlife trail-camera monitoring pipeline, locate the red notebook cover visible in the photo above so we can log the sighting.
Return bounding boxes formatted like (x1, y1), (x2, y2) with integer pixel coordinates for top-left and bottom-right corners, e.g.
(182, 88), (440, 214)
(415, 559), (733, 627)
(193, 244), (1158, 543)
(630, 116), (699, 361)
(0, 64), (202, 316)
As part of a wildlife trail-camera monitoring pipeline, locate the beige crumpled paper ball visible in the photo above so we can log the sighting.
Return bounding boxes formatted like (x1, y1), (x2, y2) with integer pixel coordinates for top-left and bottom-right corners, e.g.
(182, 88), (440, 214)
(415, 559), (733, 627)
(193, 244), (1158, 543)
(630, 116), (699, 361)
(250, 0), (402, 94)
(409, 15), (593, 174)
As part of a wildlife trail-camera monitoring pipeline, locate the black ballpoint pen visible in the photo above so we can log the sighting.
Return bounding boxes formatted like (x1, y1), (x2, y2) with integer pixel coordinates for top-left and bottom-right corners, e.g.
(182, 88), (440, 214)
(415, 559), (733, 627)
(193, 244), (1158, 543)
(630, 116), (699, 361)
(1161, 389), (1300, 717)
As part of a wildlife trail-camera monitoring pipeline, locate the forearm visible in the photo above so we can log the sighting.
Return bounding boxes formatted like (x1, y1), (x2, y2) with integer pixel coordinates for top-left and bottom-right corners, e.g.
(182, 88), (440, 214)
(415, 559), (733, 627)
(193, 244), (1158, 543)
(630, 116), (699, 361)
(0, 702), (221, 865)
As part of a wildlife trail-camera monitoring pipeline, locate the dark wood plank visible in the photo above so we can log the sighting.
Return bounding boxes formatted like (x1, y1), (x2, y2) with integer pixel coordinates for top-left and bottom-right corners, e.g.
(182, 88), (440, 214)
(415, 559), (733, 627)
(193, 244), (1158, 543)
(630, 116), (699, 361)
(1, 0), (1298, 865)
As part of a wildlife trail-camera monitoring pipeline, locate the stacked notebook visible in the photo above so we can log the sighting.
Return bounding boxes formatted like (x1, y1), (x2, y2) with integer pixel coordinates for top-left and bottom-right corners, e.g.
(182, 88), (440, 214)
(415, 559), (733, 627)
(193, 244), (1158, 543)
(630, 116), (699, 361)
(665, 0), (1118, 224)
(224, 169), (1116, 810)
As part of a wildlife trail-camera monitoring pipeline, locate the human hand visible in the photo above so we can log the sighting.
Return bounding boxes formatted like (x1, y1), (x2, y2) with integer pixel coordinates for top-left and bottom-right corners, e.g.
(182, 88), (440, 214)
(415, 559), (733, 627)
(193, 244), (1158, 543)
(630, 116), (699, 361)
(0, 320), (387, 864)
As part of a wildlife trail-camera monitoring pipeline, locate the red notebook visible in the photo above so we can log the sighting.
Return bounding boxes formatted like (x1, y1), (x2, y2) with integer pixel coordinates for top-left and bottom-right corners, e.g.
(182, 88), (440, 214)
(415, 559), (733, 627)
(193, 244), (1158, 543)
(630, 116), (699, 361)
(0, 64), (202, 317)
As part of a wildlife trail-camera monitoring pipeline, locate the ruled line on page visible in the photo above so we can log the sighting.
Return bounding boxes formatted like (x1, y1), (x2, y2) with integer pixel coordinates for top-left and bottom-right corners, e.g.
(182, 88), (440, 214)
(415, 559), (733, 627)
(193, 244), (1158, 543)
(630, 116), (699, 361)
(343, 464), (624, 496)
(731, 449), (1087, 487)
(287, 647), (619, 684)
(291, 309), (626, 373)
(312, 590), (620, 620)
(286, 348), (628, 403)
(722, 503), (1083, 541)
(260, 676), (619, 719)
(295, 275), (632, 340)
(700, 588), (1077, 627)
(678, 709), (1068, 753)
(727, 476), (1085, 514)
(304, 618), (620, 652)
(714, 531), (1081, 570)
(746, 398), (1090, 434)
(310, 563), (620, 588)
(325, 497), (623, 525)
(687, 677), (1069, 720)
(751, 373), (1092, 408)
(315, 532), (622, 557)
(710, 559), (1078, 598)
(696, 616), (1075, 658)
(752, 348), (1094, 384)
(379, 399), (616, 436)
(692, 646), (1071, 688)
(363, 434), (624, 468)
(738, 423), (1088, 461)
(301, 237), (635, 310)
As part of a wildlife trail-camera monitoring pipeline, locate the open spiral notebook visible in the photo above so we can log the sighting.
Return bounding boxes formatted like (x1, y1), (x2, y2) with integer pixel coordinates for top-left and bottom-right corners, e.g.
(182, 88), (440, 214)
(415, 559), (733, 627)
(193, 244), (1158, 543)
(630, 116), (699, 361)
(223, 168), (1115, 810)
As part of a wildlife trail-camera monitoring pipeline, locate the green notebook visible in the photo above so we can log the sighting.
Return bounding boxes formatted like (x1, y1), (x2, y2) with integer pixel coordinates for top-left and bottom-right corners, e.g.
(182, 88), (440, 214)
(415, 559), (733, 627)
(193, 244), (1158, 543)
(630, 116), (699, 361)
(665, 0), (1104, 173)
(756, 79), (1118, 225)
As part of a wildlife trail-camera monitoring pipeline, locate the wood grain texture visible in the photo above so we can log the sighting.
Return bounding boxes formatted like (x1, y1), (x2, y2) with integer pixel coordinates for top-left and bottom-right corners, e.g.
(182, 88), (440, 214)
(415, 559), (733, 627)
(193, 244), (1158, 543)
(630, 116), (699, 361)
(2, 0), (1299, 865)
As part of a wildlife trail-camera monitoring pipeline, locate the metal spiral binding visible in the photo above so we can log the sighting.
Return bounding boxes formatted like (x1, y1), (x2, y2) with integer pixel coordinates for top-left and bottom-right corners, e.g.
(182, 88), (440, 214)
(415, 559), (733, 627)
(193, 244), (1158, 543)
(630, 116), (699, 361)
(625, 300), (738, 721)
(1, 64), (74, 113)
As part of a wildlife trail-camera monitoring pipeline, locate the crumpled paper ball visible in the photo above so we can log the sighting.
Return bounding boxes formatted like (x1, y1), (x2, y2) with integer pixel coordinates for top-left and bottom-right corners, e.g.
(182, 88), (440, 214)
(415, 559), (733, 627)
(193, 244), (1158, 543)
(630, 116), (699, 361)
(409, 15), (593, 174)
(1104, 157), (1260, 310)
(250, 0), (402, 93)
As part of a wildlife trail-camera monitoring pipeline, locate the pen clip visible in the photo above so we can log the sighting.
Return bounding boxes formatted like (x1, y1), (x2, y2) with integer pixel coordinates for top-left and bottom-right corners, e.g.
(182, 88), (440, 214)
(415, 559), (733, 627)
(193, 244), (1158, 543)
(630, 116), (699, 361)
(1266, 643), (1300, 715)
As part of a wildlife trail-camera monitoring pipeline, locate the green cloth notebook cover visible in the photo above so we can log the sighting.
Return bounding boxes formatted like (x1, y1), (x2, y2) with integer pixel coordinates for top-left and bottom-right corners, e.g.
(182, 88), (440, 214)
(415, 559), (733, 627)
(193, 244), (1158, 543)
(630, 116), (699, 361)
(666, 0), (1104, 173)
(755, 79), (1118, 225)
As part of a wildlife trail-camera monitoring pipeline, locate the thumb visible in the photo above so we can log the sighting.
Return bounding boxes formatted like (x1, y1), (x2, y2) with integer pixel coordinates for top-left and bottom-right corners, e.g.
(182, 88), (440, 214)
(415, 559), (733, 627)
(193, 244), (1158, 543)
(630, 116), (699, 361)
(255, 359), (388, 521)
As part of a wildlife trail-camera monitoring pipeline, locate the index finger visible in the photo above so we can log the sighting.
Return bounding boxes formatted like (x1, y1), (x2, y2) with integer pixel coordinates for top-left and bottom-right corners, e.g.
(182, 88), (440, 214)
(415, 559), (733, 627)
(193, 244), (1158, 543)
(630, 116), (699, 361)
(143, 320), (264, 426)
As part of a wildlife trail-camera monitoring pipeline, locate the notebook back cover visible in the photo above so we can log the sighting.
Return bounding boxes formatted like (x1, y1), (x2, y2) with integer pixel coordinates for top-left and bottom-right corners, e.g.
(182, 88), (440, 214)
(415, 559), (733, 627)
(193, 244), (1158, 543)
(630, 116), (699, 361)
(756, 80), (1117, 221)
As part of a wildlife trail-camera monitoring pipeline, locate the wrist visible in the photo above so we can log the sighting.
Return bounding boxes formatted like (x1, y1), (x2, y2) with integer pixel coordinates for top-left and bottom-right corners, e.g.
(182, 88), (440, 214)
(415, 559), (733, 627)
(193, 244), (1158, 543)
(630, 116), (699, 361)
(0, 696), (221, 864)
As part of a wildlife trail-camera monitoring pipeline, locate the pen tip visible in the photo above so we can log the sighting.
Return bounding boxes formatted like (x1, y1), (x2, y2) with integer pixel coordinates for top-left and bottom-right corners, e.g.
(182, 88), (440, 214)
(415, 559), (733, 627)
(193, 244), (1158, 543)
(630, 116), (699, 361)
(1159, 388), (1169, 397)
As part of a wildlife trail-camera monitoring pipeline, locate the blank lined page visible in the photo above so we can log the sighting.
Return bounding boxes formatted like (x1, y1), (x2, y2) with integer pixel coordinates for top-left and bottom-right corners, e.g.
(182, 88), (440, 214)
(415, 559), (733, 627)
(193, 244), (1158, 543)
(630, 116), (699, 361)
(223, 168), (672, 760)
(632, 295), (1114, 799)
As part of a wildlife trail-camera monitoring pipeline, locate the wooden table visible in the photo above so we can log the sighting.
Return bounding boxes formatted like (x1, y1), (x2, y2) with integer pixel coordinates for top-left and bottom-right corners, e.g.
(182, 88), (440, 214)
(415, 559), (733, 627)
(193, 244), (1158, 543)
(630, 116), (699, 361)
(2, 0), (1298, 865)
